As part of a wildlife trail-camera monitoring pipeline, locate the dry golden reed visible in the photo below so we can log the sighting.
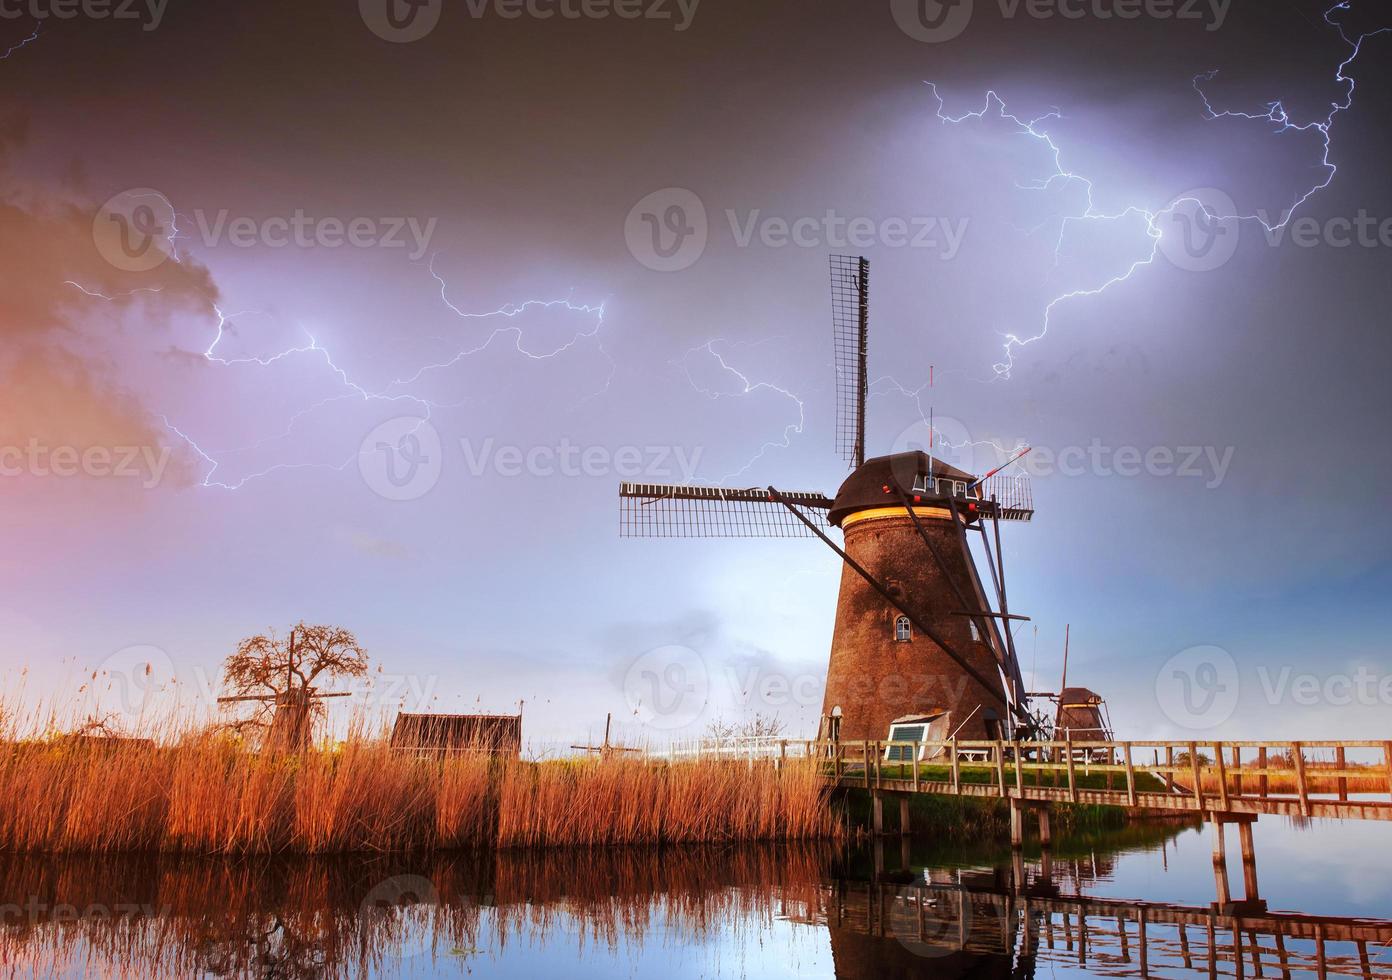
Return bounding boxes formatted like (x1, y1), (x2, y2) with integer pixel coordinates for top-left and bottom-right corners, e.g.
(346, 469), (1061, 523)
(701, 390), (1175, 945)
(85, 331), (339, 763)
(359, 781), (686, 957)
(0, 732), (839, 854)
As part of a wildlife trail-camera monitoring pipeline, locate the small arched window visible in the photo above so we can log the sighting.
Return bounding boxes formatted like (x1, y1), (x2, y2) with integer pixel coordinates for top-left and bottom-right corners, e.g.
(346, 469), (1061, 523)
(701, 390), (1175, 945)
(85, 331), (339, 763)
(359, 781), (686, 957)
(894, 616), (911, 642)
(969, 619), (981, 643)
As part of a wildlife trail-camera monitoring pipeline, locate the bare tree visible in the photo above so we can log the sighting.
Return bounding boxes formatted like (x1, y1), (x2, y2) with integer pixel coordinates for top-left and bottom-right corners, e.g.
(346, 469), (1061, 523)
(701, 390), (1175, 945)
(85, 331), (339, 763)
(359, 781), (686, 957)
(702, 716), (738, 747)
(703, 712), (786, 746)
(739, 713), (786, 739)
(219, 623), (368, 750)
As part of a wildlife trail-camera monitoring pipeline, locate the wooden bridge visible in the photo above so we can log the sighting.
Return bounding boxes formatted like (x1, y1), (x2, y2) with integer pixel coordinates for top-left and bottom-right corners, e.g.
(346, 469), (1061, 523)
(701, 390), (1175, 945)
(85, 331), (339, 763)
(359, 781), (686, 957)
(816, 738), (1392, 822)
(805, 870), (1392, 980)
(675, 736), (1392, 913)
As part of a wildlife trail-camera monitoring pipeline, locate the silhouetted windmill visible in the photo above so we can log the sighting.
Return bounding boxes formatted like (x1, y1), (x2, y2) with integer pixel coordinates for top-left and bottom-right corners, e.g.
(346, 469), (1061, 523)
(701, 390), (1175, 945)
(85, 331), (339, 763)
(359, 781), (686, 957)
(620, 255), (1036, 742)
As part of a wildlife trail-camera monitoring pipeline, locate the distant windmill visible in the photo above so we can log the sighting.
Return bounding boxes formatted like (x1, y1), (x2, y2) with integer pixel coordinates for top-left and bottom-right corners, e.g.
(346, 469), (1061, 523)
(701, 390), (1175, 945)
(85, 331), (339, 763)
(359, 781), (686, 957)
(216, 627), (350, 752)
(620, 255), (1037, 742)
(570, 712), (642, 760)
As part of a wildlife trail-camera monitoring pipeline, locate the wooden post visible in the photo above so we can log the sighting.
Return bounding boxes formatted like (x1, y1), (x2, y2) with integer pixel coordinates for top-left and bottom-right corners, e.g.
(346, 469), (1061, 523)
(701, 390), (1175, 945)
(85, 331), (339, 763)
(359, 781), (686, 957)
(1212, 820), (1232, 907)
(1335, 745), (1348, 802)
(899, 795), (911, 837)
(1124, 743), (1137, 807)
(1232, 745), (1242, 796)
(1014, 746), (1024, 797)
(951, 738), (961, 793)
(1137, 907), (1148, 978)
(863, 741), (871, 790)
(1066, 739), (1079, 803)
(1291, 742), (1310, 817)
(1215, 742), (1231, 812)
(875, 741), (883, 789)
(1237, 819), (1260, 903)
(872, 791), (884, 835)
(1165, 744), (1175, 794)
(1384, 741), (1392, 805)
(1258, 746), (1268, 799)
(912, 745), (920, 793)
(996, 741), (1008, 798)
(779, 739), (787, 769)
(1189, 742), (1204, 812)
(1010, 800), (1024, 849)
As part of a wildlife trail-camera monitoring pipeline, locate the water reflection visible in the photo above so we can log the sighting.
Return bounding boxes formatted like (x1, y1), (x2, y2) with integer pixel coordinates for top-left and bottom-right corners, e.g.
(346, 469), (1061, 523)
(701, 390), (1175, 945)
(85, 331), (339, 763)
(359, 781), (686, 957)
(1, 828), (1388, 978)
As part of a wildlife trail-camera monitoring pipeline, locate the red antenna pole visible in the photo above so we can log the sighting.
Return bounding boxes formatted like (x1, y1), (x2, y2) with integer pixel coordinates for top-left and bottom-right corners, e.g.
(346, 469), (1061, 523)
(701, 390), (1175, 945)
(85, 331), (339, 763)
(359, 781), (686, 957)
(969, 446), (1033, 490)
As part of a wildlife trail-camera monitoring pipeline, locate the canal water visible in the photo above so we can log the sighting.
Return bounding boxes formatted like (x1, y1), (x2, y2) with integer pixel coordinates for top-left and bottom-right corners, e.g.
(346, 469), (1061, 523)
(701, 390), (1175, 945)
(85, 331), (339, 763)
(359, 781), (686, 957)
(1, 816), (1389, 978)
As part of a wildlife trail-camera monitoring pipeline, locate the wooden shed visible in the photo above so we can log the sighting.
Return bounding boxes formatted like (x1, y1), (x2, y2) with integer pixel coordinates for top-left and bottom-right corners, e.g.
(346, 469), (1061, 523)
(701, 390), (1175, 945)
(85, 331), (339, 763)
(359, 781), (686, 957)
(389, 712), (521, 758)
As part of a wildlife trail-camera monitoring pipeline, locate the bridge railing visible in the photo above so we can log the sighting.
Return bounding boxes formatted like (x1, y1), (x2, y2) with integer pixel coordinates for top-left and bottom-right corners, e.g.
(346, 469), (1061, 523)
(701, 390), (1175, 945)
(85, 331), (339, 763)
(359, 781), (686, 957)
(671, 738), (1392, 816)
(806, 877), (1392, 979)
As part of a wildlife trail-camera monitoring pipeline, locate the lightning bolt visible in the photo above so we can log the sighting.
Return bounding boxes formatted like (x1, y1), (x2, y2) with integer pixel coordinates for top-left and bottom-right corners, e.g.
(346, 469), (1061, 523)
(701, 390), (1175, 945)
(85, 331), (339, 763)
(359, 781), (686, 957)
(66, 256), (611, 491)
(870, 375), (1029, 465)
(930, 0), (1387, 379)
(1, 23), (40, 61)
(676, 339), (806, 482)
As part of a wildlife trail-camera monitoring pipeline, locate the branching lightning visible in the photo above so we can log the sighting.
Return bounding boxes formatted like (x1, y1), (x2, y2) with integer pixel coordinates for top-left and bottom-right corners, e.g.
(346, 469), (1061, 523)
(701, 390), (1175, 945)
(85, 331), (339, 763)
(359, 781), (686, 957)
(676, 340), (806, 483)
(66, 256), (610, 491)
(929, 1), (1387, 379)
(870, 375), (1029, 472)
(0, 23), (40, 61)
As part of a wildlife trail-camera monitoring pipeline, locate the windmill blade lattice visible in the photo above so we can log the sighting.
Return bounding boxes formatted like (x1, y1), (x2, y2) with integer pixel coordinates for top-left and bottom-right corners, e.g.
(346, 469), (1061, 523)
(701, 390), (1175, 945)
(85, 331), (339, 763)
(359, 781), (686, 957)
(619, 483), (833, 538)
(830, 254), (870, 469)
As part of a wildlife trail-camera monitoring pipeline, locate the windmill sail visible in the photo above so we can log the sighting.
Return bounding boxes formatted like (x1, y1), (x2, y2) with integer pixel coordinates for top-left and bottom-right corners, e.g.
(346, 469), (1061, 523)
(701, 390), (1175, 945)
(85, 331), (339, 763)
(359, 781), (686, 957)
(830, 254), (869, 469)
(619, 483), (833, 538)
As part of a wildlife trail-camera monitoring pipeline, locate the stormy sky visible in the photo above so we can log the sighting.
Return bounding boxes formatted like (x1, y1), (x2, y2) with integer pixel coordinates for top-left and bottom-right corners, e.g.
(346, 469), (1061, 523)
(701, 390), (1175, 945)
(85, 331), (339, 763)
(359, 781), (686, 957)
(2, 0), (1390, 746)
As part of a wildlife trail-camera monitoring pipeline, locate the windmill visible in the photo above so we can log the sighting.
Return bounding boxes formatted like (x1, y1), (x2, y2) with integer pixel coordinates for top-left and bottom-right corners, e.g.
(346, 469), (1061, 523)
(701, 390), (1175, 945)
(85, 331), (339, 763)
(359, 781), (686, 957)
(216, 627), (350, 752)
(619, 255), (1037, 743)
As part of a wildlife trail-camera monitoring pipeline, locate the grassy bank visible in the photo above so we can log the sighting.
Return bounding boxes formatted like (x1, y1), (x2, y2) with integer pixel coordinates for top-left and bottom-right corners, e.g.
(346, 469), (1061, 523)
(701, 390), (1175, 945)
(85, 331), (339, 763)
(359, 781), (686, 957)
(837, 789), (1157, 842)
(0, 735), (839, 854)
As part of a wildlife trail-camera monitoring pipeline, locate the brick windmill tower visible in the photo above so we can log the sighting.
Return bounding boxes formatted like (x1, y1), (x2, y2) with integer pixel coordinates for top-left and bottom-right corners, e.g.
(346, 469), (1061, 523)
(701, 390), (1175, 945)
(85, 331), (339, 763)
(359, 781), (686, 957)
(620, 256), (1036, 742)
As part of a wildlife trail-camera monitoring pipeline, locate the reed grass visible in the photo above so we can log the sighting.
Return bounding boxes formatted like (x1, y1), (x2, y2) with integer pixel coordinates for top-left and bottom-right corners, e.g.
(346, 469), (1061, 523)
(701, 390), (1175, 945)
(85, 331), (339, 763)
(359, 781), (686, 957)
(0, 844), (833, 980)
(0, 730), (839, 855)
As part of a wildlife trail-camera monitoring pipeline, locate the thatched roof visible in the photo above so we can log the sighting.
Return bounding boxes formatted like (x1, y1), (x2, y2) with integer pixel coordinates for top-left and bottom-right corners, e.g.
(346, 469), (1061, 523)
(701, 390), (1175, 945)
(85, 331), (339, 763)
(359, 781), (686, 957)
(389, 712), (521, 756)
